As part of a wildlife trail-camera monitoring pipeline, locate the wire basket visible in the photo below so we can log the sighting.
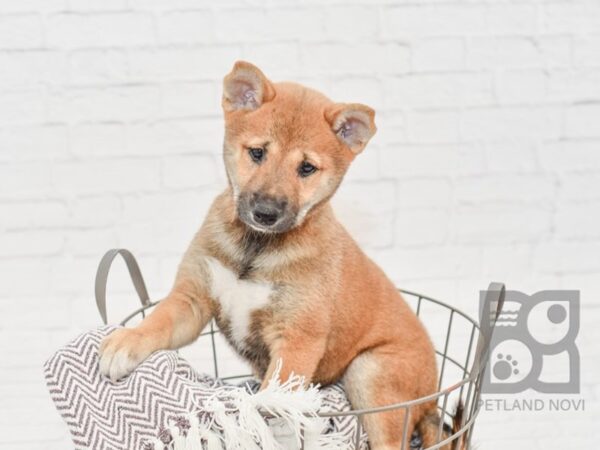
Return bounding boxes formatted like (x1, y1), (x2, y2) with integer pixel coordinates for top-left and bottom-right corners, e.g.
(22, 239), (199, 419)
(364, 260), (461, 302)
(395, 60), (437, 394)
(95, 249), (504, 450)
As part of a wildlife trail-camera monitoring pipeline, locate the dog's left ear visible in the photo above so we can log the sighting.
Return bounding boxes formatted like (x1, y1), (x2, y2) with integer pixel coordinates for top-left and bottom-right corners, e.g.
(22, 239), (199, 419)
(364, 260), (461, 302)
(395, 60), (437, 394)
(222, 61), (275, 112)
(325, 103), (377, 154)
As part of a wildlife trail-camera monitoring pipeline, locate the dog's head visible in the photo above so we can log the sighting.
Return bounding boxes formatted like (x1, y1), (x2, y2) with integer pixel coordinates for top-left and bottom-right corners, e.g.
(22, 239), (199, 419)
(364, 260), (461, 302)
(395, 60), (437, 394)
(221, 61), (376, 234)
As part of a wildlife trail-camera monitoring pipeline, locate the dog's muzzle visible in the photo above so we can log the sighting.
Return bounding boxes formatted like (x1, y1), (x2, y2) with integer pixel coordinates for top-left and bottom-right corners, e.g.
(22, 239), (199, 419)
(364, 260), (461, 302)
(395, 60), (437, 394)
(238, 192), (295, 233)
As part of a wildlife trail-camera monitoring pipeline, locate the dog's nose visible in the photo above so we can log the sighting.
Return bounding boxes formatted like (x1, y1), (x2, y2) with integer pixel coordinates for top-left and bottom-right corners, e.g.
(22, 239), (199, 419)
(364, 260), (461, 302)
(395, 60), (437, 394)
(253, 208), (279, 226)
(252, 196), (286, 227)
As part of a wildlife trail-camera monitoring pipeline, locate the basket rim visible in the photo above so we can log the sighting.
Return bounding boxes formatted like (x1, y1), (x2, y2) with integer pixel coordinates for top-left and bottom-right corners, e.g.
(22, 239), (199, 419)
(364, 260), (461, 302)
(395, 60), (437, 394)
(119, 288), (480, 329)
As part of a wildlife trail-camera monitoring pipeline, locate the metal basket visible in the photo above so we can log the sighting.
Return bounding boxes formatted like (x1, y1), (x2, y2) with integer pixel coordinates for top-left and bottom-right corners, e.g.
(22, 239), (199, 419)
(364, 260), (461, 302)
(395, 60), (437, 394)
(95, 249), (504, 450)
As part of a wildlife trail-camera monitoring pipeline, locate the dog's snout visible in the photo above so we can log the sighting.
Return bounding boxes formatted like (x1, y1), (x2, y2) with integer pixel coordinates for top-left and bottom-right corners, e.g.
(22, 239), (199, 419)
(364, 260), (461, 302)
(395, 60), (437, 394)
(251, 195), (286, 227)
(253, 208), (279, 226)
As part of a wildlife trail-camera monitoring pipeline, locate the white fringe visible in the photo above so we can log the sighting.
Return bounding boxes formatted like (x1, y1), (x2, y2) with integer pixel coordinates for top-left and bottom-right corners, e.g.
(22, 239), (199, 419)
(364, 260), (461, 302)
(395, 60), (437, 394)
(169, 359), (347, 450)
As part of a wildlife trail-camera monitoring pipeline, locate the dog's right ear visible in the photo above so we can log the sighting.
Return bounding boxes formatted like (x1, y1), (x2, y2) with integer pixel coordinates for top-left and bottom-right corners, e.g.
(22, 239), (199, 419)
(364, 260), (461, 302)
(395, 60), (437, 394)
(222, 61), (275, 112)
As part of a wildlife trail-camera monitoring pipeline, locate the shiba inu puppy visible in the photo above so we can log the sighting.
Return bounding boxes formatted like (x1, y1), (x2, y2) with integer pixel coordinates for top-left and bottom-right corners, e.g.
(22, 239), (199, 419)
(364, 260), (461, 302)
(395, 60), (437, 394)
(99, 61), (460, 449)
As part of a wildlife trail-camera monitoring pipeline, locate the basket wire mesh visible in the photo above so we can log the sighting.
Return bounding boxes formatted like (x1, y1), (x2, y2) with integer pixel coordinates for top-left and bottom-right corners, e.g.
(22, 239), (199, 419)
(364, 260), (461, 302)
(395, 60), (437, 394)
(96, 249), (504, 450)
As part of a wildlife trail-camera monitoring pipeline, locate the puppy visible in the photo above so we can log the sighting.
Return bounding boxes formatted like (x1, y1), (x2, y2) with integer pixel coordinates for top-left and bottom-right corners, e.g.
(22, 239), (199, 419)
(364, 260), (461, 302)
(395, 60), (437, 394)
(99, 61), (456, 449)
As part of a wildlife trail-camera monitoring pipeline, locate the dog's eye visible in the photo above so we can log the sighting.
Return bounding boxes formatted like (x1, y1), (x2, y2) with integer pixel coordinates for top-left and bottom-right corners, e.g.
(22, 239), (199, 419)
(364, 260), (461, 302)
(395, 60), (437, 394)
(248, 147), (265, 163)
(298, 161), (317, 177)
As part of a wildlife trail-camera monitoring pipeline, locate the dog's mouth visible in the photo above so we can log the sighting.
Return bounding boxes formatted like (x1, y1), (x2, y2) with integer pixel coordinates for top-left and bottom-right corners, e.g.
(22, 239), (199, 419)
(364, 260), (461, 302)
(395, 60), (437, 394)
(236, 193), (296, 234)
(237, 206), (296, 234)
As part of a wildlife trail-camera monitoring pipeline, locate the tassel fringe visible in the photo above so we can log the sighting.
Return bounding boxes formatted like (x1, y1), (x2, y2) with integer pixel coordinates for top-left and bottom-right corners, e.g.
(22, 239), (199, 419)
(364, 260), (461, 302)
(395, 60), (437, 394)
(147, 359), (347, 450)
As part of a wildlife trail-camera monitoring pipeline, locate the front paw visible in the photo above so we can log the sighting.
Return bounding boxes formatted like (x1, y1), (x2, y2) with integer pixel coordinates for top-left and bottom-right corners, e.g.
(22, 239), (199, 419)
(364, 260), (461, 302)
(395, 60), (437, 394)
(98, 328), (154, 381)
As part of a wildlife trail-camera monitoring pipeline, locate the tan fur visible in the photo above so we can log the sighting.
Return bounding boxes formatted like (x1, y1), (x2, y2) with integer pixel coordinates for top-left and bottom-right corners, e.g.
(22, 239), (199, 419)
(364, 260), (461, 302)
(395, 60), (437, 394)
(99, 61), (455, 449)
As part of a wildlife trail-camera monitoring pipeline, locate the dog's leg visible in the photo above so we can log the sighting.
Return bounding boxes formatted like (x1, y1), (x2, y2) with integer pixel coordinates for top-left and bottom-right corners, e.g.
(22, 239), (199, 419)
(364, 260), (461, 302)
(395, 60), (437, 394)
(260, 336), (326, 389)
(343, 348), (435, 450)
(99, 278), (213, 381)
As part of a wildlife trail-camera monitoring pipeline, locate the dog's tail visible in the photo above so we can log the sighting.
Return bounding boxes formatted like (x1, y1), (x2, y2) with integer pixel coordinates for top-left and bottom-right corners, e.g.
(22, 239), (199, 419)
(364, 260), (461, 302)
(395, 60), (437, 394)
(416, 401), (466, 450)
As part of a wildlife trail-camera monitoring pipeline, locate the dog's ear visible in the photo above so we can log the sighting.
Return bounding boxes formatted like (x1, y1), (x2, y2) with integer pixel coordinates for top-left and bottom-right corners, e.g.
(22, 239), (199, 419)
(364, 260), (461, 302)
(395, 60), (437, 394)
(222, 61), (275, 112)
(325, 103), (377, 154)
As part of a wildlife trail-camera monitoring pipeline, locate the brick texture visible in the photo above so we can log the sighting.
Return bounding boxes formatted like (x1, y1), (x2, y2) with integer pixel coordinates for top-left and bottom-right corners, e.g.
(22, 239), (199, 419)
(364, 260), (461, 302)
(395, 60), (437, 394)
(0, 1), (598, 449)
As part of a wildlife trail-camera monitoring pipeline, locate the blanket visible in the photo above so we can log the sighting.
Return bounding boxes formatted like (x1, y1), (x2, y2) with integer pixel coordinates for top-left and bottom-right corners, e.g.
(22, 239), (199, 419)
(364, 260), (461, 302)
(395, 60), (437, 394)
(44, 326), (374, 450)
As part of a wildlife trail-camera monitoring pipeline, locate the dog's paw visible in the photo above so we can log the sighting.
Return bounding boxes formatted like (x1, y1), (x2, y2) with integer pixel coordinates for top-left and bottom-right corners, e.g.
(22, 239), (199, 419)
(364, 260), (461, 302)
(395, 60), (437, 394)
(98, 328), (154, 382)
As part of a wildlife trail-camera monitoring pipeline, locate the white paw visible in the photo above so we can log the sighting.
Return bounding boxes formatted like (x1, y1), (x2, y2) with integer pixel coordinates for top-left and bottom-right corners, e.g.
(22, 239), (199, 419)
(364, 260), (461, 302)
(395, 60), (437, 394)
(99, 347), (140, 381)
(98, 328), (151, 382)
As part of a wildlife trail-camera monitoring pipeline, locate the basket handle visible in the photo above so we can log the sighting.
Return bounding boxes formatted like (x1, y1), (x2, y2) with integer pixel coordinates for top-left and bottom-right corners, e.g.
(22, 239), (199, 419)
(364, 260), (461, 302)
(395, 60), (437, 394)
(470, 282), (506, 376)
(95, 248), (150, 325)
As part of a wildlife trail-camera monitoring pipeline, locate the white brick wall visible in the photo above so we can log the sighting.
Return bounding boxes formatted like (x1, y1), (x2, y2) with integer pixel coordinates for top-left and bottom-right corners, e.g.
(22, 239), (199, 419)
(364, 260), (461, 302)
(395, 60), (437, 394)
(1, 0), (599, 448)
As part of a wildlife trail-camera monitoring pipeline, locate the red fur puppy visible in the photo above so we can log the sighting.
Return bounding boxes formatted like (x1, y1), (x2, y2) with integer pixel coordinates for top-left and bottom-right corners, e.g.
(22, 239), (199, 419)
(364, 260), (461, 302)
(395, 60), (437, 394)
(99, 61), (447, 449)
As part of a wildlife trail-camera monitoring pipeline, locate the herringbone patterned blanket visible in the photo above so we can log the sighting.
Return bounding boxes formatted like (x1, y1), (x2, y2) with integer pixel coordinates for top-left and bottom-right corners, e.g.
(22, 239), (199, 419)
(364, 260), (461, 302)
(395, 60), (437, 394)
(44, 326), (370, 450)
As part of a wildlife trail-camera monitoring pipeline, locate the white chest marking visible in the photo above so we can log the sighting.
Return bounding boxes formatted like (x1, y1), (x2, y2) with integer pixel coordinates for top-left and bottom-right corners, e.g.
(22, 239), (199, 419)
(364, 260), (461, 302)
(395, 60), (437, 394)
(205, 257), (273, 346)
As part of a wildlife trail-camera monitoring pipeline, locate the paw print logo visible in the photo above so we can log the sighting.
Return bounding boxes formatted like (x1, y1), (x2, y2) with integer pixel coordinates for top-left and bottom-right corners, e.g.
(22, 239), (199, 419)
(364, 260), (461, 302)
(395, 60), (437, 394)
(481, 289), (580, 394)
(493, 353), (519, 380)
